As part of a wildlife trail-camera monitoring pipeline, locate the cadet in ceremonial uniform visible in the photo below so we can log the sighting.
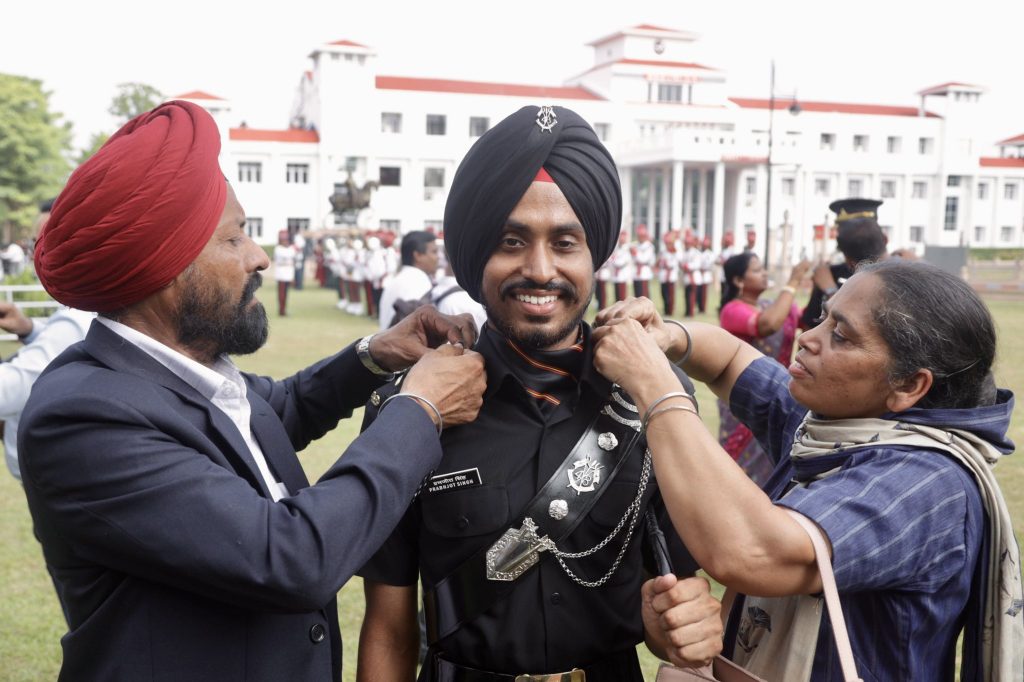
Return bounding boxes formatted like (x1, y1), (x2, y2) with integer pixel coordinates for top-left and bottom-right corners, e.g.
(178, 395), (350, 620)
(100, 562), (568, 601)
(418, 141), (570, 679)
(611, 231), (633, 302)
(656, 231), (679, 316)
(357, 106), (722, 682)
(799, 198), (887, 329)
(631, 224), (655, 299)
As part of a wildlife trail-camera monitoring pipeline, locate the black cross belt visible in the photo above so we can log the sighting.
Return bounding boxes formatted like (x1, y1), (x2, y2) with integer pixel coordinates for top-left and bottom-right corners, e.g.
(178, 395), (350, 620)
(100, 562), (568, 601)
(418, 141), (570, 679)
(423, 391), (643, 645)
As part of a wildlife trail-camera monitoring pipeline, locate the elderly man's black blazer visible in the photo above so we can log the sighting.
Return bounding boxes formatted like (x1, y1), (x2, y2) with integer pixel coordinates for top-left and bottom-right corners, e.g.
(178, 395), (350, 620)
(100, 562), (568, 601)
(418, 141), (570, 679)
(20, 321), (440, 681)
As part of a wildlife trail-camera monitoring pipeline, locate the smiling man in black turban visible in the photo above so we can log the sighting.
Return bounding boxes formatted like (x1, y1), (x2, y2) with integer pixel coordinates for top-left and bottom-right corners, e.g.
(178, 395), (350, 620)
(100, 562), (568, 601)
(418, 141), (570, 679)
(358, 105), (723, 682)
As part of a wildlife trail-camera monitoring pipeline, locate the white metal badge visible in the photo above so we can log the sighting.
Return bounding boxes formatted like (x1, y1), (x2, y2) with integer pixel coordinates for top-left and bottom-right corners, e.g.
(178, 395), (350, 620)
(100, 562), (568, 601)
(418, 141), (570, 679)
(536, 105), (557, 133)
(566, 454), (603, 495)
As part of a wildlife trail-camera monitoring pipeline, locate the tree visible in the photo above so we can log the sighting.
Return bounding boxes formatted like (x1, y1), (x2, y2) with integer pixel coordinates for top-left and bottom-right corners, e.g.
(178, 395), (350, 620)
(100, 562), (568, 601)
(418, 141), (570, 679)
(108, 82), (164, 124)
(0, 74), (72, 242)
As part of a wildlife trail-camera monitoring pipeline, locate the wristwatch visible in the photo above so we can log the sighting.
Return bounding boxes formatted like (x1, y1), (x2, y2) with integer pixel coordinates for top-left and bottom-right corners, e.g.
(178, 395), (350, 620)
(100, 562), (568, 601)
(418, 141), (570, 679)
(356, 334), (395, 379)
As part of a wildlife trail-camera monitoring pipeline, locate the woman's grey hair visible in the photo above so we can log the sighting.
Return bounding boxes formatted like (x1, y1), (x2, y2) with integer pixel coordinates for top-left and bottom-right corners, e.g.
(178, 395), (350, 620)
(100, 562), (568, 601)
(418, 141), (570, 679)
(858, 259), (997, 409)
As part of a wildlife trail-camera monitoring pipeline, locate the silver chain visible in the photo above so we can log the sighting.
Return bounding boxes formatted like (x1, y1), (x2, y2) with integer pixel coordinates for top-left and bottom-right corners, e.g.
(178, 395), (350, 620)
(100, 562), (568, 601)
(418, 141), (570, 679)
(548, 448), (652, 587)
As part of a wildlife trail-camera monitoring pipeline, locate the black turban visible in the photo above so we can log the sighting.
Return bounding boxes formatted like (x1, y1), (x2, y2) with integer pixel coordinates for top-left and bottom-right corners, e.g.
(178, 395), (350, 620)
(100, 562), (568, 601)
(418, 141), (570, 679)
(443, 105), (621, 302)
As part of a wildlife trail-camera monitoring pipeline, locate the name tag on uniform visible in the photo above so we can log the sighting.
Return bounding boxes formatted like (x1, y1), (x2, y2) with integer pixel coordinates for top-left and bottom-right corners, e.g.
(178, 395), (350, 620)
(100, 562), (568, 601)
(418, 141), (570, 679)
(426, 467), (482, 494)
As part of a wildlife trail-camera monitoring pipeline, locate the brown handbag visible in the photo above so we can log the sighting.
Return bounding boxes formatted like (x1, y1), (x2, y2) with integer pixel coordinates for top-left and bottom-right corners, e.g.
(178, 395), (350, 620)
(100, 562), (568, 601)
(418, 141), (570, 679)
(654, 511), (863, 682)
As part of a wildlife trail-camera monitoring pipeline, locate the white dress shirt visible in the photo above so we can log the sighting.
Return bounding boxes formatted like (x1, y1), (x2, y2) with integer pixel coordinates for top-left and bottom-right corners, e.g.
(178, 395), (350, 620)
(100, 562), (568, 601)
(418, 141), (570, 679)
(96, 317), (289, 501)
(378, 265), (432, 329)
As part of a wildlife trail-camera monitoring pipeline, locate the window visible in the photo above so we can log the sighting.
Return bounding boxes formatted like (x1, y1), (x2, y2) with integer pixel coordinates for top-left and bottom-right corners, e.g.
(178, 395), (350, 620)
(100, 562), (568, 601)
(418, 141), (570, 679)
(245, 217), (263, 239)
(974, 225), (986, 242)
(745, 177), (756, 195)
(381, 112), (402, 133)
(978, 182), (989, 200)
(426, 114), (447, 135)
(286, 218), (310, 234)
(238, 162), (262, 183)
(815, 178), (830, 196)
(379, 166), (401, 186)
(848, 179), (863, 196)
(943, 197), (958, 231)
(594, 123), (610, 141)
(912, 181), (928, 199)
(424, 167), (445, 200)
(781, 178), (795, 196)
(947, 175), (961, 187)
(910, 225), (924, 243)
(819, 133), (835, 151)
(469, 116), (489, 137)
(886, 136), (901, 153)
(1006, 183), (1019, 200)
(424, 167), (444, 188)
(918, 137), (934, 154)
(380, 219), (401, 231)
(286, 163), (309, 184)
(853, 135), (868, 152)
(880, 180), (896, 198)
(657, 84), (683, 102)
(1001, 226), (1015, 242)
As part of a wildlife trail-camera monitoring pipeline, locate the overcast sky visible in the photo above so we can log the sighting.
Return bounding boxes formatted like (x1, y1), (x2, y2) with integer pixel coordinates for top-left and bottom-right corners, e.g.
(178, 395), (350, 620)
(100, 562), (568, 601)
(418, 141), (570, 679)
(3, 0), (1022, 152)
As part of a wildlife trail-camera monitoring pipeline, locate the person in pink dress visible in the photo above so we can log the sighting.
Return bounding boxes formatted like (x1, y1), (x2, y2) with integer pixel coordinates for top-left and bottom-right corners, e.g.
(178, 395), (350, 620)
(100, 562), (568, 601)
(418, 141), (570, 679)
(716, 252), (809, 483)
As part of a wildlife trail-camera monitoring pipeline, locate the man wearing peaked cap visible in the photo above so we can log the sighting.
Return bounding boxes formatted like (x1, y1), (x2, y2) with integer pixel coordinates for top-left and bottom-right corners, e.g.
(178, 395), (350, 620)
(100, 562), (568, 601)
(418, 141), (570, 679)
(358, 105), (722, 681)
(22, 100), (487, 681)
(799, 197), (888, 329)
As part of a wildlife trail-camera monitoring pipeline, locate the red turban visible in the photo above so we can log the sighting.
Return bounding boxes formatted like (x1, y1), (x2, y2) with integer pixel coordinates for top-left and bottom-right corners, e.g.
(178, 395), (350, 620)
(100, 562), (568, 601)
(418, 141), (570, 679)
(35, 101), (226, 312)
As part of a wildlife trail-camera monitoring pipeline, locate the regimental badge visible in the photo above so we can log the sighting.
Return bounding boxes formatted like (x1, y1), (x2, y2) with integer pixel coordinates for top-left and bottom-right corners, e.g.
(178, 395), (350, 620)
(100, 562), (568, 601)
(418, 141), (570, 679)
(548, 499), (569, 520)
(566, 454), (603, 495)
(536, 105), (557, 133)
(597, 432), (618, 451)
(370, 390), (382, 407)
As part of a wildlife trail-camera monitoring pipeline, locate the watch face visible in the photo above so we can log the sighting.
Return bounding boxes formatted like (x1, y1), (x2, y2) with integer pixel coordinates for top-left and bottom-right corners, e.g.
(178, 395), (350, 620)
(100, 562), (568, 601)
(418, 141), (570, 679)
(653, 39), (665, 55)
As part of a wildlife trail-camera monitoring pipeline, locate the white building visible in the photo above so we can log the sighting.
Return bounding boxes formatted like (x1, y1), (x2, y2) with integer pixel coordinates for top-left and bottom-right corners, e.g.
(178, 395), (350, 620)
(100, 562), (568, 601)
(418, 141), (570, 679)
(176, 24), (1024, 263)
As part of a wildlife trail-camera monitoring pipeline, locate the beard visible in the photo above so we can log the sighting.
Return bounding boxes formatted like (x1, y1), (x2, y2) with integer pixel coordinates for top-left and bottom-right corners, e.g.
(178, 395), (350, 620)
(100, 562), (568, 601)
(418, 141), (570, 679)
(175, 266), (269, 358)
(484, 278), (593, 350)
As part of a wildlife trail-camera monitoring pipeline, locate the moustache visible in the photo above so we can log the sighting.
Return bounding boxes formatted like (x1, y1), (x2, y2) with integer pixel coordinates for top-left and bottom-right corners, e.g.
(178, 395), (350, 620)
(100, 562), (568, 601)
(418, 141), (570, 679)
(240, 273), (262, 306)
(499, 278), (576, 300)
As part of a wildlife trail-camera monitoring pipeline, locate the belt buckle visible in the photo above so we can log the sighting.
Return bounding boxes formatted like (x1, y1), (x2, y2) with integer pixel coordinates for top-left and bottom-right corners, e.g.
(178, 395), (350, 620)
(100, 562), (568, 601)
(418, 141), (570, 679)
(514, 670), (584, 682)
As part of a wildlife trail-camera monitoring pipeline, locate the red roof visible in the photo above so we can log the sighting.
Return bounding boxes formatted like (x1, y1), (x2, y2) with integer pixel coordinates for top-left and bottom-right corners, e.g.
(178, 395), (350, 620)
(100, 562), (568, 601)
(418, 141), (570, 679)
(375, 76), (603, 100)
(632, 24), (680, 32)
(173, 90), (225, 101)
(229, 128), (320, 143)
(997, 133), (1024, 146)
(328, 39), (368, 48)
(980, 157), (1024, 168)
(730, 97), (939, 118)
(917, 81), (983, 96)
(617, 58), (715, 70)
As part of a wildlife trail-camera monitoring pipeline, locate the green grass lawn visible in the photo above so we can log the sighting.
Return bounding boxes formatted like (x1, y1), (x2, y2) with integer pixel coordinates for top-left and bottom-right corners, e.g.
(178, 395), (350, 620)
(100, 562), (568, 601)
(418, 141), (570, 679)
(0, 280), (1021, 681)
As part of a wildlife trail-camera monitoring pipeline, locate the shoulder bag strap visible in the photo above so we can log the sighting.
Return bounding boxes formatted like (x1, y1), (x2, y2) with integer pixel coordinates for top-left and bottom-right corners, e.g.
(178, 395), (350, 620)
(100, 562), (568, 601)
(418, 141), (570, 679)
(424, 391), (643, 644)
(785, 509), (863, 682)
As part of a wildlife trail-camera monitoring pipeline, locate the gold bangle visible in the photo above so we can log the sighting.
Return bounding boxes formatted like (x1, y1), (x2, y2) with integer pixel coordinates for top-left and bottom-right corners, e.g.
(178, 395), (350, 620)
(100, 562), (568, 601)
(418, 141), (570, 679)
(644, 403), (701, 430)
(780, 285), (797, 296)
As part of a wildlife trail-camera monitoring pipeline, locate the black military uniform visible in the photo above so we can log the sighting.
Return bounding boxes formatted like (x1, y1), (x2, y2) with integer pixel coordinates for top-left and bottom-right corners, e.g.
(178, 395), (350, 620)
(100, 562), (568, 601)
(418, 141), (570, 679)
(800, 198), (885, 329)
(359, 323), (696, 682)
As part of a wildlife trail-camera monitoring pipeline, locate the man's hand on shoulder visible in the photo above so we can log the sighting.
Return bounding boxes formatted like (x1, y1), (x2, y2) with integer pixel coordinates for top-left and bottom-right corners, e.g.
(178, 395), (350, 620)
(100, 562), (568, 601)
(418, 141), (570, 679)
(370, 306), (478, 372)
(642, 574), (723, 669)
(400, 342), (486, 429)
(0, 301), (33, 338)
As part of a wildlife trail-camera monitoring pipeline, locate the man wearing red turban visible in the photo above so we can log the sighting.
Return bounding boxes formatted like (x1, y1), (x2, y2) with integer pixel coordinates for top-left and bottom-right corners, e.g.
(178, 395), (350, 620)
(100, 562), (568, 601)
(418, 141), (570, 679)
(21, 100), (487, 682)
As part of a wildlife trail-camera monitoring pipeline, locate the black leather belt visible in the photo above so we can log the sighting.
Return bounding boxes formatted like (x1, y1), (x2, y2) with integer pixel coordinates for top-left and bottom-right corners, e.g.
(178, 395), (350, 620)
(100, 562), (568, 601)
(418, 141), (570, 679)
(431, 648), (638, 682)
